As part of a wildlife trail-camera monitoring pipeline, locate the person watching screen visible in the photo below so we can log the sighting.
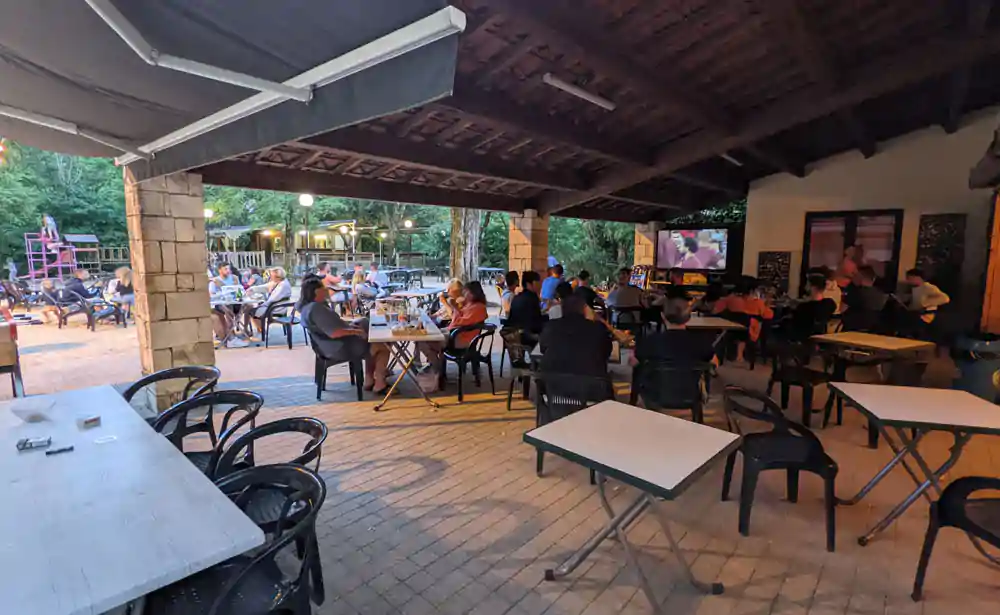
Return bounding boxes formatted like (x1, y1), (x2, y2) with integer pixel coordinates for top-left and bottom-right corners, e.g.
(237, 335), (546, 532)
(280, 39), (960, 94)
(540, 264), (564, 306)
(507, 270), (545, 343)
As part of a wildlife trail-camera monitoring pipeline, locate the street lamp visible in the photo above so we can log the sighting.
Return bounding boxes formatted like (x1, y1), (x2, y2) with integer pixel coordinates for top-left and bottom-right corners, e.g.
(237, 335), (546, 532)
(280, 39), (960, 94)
(378, 231), (387, 265)
(203, 208), (214, 219)
(297, 193), (313, 259)
(298, 193), (314, 207)
(403, 219), (413, 229)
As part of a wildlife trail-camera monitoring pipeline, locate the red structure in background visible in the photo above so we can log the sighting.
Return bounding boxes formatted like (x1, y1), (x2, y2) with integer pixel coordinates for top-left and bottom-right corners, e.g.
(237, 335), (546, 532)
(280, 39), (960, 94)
(23, 233), (78, 280)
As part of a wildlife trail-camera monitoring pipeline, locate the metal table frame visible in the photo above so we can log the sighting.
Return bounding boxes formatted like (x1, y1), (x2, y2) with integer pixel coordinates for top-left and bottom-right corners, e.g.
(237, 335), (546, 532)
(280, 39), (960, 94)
(831, 386), (1000, 565)
(374, 336), (441, 412)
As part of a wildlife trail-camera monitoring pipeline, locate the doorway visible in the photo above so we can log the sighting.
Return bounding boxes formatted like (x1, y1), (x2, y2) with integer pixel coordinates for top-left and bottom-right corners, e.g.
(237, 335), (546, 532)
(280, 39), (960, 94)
(801, 210), (904, 293)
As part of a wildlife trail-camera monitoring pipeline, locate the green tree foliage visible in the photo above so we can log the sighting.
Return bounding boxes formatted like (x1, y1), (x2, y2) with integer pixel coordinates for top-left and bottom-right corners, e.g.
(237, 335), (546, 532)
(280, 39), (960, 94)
(549, 218), (634, 283)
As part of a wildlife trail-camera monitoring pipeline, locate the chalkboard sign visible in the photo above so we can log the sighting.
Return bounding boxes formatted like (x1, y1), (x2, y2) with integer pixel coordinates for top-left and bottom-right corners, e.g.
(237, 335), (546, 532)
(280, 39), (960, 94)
(757, 251), (791, 295)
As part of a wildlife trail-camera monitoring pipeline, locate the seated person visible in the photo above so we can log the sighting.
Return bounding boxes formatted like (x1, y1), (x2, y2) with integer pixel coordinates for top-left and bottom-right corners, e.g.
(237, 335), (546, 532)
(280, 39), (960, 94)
(250, 267), (292, 335)
(500, 270), (519, 319)
(64, 268), (101, 299)
(544, 281), (575, 320)
(539, 295), (612, 378)
(539, 264), (564, 308)
(693, 282), (724, 314)
(417, 281), (489, 365)
(785, 275), (837, 341)
(902, 268), (950, 323)
(38, 278), (61, 323)
(208, 262), (240, 295)
(634, 300), (718, 365)
(111, 267), (135, 315)
(242, 267), (264, 288)
(841, 265), (887, 331)
(665, 267), (691, 302)
(712, 275), (773, 362)
(433, 278), (465, 323)
(574, 269), (601, 309)
(506, 271), (546, 344)
(606, 267), (646, 326)
(316, 261), (343, 287)
(299, 278), (390, 392)
(357, 263), (389, 298)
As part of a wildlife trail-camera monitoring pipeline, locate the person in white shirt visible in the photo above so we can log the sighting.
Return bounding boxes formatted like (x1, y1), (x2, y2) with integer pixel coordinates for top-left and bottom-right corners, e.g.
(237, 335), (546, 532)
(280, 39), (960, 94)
(250, 267), (292, 335)
(358, 263), (389, 298)
(904, 268), (950, 323)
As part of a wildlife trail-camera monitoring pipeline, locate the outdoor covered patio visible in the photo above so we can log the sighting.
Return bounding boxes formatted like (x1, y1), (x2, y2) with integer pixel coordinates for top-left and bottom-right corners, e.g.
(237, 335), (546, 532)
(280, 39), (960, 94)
(3, 1), (1000, 614)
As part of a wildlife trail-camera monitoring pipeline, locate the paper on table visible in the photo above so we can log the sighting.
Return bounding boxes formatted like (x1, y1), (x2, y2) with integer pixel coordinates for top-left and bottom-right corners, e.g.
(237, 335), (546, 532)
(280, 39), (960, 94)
(10, 397), (55, 423)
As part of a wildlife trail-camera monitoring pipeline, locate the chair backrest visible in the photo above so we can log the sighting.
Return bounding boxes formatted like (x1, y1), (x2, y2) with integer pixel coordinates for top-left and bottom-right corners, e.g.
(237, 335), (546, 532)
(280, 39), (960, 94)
(264, 299), (295, 320)
(122, 364), (221, 404)
(722, 385), (821, 446)
(536, 372), (615, 424)
(611, 307), (644, 327)
(212, 416), (329, 479)
(632, 360), (711, 411)
(448, 322), (495, 355)
(152, 389), (262, 453)
(212, 464), (326, 613)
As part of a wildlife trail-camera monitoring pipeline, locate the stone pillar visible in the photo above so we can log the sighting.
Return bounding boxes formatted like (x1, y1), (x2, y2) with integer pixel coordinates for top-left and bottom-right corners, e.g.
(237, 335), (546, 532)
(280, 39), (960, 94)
(508, 209), (549, 275)
(124, 170), (215, 412)
(634, 222), (660, 266)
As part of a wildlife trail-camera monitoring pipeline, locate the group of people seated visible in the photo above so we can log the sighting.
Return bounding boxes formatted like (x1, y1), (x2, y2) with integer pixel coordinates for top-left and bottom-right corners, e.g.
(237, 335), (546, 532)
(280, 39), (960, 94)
(208, 263), (291, 348)
(37, 266), (135, 324)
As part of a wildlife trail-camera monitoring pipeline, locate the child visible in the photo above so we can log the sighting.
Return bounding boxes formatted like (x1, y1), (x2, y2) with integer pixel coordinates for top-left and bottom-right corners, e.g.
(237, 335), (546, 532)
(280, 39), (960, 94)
(39, 279), (61, 324)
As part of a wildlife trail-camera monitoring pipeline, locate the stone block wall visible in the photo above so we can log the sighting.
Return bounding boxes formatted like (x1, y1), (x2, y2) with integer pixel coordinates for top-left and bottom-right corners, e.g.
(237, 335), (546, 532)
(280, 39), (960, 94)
(634, 222), (660, 267)
(124, 170), (215, 412)
(508, 209), (550, 275)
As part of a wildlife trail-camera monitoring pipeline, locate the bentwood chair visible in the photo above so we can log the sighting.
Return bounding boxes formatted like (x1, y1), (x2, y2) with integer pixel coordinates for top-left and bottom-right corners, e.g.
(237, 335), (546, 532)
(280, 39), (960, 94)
(911, 476), (1000, 601)
(145, 464), (327, 615)
(534, 372), (615, 481)
(152, 390), (262, 476)
(721, 386), (838, 552)
(122, 365), (221, 419)
(261, 300), (300, 349)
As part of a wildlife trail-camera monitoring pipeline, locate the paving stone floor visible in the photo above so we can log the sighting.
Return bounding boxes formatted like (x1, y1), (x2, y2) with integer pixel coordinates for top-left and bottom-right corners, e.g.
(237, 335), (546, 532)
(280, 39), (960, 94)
(5, 317), (999, 614)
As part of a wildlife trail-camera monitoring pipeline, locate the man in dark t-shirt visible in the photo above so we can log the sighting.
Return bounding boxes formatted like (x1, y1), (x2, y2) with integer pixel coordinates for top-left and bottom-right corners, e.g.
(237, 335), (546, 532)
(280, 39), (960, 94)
(574, 269), (601, 308)
(633, 299), (717, 364)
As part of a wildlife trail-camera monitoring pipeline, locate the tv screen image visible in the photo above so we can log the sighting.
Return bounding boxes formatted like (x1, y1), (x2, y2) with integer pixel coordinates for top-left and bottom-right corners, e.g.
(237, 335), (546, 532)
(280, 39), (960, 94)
(656, 228), (728, 270)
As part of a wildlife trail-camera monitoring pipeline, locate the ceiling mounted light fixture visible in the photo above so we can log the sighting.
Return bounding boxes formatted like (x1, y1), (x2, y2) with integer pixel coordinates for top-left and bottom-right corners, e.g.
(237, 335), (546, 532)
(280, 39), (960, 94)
(542, 73), (616, 112)
(720, 153), (744, 167)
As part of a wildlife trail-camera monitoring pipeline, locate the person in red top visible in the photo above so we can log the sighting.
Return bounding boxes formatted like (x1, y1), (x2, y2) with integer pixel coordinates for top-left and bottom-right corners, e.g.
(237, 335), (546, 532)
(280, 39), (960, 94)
(713, 276), (774, 362)
(418, 281), (489, 365)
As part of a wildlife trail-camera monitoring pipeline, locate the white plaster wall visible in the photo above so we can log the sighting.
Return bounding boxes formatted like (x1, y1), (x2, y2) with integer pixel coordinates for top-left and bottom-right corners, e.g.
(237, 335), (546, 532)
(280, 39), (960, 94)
(744, 108), (998, 321)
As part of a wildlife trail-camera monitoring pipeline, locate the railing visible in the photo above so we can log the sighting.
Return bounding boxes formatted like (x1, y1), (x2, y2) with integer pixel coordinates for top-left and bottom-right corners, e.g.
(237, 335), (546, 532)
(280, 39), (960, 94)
(98, 246), (130, 266)
(211, 251), (269, 270)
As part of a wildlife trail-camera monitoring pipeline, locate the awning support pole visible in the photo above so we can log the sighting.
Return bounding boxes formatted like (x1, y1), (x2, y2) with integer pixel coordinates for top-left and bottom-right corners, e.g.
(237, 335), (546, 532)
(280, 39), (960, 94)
(0, 103), (150, 159)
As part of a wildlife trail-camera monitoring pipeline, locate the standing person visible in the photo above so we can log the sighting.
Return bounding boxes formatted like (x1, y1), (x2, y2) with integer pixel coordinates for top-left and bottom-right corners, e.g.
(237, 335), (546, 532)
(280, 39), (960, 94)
(5, 258), (16, 281)
(574, 270), (601, 309)
(500, 270), (519, 319)
(903, 268), (950, 324)
(539, 295), (613, 378)
(38, 279), (61, 323)
(815, 266), (842, 312)
(712, 276), (773, 362)
(834, 245), (864, 288)
(417, 281), (489, 365)
(507, 270), (545, 344)
(298, 278), (391, 392)
(539, 264), (564, 307)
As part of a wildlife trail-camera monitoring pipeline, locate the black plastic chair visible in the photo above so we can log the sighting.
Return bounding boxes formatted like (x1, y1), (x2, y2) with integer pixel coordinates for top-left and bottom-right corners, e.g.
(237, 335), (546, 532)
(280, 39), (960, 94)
(49, 289), (124, 331)
(721, 386), (838, 552)
(211, 416), (328, 480)
(500, 327), (533, 411)
(610, 306), (645, 339)
(911, 476), (1000, 601)
(261, 300), (299, 349)
(766, 338), (831, 428)
(145, 464), (326, 615)
(152, 390), (262, 476)
(440, 322), (496, 402)
(306, 331), (363, 401)
(629, 360), (712, 423)
(122, 365), (221, 414)
(534, 372), (614, 480)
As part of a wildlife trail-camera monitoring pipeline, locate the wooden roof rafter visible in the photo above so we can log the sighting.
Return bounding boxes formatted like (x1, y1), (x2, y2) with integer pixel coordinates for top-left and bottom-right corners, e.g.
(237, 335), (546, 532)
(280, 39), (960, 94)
(943, 0), (994, 133)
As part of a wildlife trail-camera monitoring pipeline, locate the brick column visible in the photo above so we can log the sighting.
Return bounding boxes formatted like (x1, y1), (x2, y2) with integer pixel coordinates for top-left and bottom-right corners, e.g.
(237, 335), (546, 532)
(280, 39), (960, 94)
(634, 222), (660, 266)
(508, 209), (549, 275)
(124, 170), (215, 412)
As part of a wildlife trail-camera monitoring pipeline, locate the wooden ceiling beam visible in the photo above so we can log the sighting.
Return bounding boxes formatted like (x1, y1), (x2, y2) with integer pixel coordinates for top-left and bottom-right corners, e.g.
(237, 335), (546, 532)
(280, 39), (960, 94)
(670, 169), (748, 198)
(301, 128), (588, 191)
(757, 0), (876, 158)
(438, 83), (649, 165)
(198, 161), (526, 213)
(290, 150), (325, 169)
(538, 33), (1000, 214)
(475, 35), (537, 87)
(396, 108), (436, 138)
(743, 144), (806, 178)
(944, 0), (994, 133)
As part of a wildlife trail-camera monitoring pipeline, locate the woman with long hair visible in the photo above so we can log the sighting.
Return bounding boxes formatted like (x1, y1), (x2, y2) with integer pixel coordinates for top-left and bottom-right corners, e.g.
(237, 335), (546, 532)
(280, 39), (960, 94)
(418, 280), (488, 365)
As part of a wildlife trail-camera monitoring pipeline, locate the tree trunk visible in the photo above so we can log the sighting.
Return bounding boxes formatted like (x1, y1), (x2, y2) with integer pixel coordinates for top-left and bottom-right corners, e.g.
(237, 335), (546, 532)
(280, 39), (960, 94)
(450, 207), (482, 283)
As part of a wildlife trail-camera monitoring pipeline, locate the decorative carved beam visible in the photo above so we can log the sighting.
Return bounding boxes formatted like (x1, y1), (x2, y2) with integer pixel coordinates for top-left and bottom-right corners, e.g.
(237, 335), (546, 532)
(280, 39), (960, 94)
(198, 161), (526, 213)
(538, 33), (1000, 214)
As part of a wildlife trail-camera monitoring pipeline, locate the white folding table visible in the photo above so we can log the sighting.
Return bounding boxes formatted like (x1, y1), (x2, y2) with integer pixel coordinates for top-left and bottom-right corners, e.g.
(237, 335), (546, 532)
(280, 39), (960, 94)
(524, 401), (740, 613)
(686, 316), (745, 331)
(0, 385), (264, 615)
(369, 312), (446, 412)
(830, 382), (1000, 563)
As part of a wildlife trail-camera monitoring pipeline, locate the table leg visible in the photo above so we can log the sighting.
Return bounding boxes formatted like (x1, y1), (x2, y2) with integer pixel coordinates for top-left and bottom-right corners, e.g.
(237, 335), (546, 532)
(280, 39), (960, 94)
(374, 342), (441, 412)
(856, 429), (970, 546)
(544, 493), (648, 581)
(837, 428), (928, 506)
(647, 495), (725, 596)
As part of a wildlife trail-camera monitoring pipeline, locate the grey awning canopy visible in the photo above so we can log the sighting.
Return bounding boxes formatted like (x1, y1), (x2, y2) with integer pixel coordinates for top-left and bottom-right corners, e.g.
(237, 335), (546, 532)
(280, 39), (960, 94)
(0, 0), (461, 181)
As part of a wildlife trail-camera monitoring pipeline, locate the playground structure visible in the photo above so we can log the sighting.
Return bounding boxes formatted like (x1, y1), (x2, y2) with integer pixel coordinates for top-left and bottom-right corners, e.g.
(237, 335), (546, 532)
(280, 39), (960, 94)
(22, 232), (129, 280)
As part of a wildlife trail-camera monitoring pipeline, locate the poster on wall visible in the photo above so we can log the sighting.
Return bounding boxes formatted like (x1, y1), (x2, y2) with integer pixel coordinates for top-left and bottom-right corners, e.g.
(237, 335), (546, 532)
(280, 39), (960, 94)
(756, 251), (791, 295)
(915, 213), (966, 298)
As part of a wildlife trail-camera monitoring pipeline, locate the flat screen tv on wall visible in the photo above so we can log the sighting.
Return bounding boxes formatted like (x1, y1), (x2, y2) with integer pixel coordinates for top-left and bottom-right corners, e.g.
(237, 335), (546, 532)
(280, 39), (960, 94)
(656, 228), (728, 270)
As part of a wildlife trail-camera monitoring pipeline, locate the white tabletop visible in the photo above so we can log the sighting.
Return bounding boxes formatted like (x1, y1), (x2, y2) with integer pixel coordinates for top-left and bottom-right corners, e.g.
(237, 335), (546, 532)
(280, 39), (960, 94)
(830, 383), (1000, 434)
(368, 312), (446, 344)
(524, 400), (740, 499)
(686, 316), (746, 330)
(0, 385), (265, 615)
(391, 288), (443, 299)
(812, 331), (933, 353)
